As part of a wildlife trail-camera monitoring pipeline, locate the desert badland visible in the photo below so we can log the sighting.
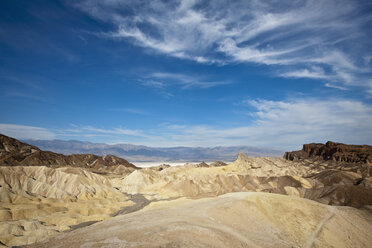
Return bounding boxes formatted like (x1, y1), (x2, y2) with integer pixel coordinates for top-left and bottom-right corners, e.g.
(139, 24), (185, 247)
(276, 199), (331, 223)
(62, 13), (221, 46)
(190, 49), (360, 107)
(1, 134), (372, 247)
(2, 0), (372, 247)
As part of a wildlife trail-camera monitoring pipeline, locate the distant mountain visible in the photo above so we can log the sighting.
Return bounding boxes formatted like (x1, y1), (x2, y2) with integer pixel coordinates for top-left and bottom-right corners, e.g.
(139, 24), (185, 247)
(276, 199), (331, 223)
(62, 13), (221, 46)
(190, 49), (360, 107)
(22, 139), (284, 162)
(0, 134), (136, 169)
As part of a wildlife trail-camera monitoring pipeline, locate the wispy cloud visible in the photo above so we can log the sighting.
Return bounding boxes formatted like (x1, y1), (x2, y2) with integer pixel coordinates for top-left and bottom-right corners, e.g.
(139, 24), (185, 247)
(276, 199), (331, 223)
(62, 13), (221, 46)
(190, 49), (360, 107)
(0, 75), (42, 90)
(137, 78), (174, 98)
(74, 0), (372, 93)
(111, 108), (149, 115)
(367, 80), (372, 96)
(149, 72), (229, 89)
(0, 123), (56, 140)
(141, 80), (166, 89)
(0, 24), (79, 63)
(61, 125), (149, 138)
(2, 97), (372, 149)
(136, 71), (229, 97)
(6, 91), (49, 103)
(0, 75), (50, 102)
(280, 67), (328, 80)
(152, 98), (372, 149)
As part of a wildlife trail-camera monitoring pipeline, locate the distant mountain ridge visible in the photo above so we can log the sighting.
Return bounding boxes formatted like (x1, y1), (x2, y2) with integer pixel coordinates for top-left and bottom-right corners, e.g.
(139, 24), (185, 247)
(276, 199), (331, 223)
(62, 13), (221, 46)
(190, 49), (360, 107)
(22, 139), (284, 162)
(0, 134), (136, 169)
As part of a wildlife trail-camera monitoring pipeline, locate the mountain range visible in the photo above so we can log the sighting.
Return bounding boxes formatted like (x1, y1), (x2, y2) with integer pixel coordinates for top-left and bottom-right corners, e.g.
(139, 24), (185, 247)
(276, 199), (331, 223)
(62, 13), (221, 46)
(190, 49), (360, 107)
(0, 134), (136, 169)
(22, 139), (284, 162)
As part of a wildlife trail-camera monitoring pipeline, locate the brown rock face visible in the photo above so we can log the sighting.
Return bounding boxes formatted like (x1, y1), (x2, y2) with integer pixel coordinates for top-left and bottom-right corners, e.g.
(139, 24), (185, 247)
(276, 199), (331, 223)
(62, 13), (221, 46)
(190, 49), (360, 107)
(0, 134), (40, 158)
(284, 141), (372, 163)
(0, 134), (137, 169)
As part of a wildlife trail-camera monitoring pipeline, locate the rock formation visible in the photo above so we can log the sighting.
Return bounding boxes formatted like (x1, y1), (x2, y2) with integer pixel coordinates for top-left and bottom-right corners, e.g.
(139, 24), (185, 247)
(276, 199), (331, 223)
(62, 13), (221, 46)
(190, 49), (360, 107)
(209, 161), (227, 167)
(284, 141), (372, 163)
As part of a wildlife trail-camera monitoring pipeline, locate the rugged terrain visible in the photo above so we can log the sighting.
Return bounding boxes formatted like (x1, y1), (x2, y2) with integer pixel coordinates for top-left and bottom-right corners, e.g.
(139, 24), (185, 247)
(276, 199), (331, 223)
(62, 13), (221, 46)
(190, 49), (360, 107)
(1, 135), (372, 247)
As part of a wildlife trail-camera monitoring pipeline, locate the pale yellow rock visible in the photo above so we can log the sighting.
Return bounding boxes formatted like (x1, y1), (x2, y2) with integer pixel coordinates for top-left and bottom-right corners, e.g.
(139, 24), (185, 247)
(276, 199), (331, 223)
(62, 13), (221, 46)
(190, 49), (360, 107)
(28, 192), (372, 248)
(0, 166), (132, 247)
(1, 153), (372, 247)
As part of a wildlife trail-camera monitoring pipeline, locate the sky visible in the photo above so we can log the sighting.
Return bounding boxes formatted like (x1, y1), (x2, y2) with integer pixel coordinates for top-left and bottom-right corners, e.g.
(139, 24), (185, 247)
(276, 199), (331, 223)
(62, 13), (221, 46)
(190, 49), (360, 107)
(0, 0), (372, 150)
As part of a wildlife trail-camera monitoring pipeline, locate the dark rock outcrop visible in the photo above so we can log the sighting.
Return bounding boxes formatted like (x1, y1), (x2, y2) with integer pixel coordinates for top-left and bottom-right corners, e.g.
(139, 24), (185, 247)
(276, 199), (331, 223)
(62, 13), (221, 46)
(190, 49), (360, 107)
(0, 134), (137, 169)
(209, 161), (227, 167)
(148, 164), (171, 171)
(284, 141), (372, 163)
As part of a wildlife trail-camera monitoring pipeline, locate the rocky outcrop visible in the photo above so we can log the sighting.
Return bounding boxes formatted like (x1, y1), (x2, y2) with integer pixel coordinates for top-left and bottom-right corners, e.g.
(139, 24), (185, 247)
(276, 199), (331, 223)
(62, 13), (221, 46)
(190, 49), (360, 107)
(284, 141), (372, 163)
(0, 134), (137, 169)
(209, 161), (227, 167)
(0, 134), (39, 158)
(148, 164), (171, 171)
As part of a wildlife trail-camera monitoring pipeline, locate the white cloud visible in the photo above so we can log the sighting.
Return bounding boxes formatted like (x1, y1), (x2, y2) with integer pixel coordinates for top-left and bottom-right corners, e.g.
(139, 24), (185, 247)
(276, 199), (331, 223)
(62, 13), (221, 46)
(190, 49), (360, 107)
(0, 123), (56, 140)
(324, 83), (347, 91)
(281, 67), (328, 80)
(143, 98), (372, 149)
(73, 0), (372, 92)
(2, 96), (372, 149)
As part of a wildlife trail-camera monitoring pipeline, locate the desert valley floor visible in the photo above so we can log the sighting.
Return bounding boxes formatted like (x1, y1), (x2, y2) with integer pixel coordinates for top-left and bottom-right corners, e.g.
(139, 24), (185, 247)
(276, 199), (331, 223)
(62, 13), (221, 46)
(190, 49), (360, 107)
(1, 134), (372, 247)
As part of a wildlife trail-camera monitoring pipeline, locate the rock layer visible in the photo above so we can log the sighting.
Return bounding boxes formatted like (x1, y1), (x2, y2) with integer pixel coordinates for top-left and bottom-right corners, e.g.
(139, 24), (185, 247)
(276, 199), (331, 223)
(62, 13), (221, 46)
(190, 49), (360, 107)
(284, 141), (372, 163)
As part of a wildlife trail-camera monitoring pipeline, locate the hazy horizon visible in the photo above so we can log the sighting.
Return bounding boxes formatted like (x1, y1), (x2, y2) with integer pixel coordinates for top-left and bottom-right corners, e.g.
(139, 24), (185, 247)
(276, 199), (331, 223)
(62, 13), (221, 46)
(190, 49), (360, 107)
(16, 136), (283, 163)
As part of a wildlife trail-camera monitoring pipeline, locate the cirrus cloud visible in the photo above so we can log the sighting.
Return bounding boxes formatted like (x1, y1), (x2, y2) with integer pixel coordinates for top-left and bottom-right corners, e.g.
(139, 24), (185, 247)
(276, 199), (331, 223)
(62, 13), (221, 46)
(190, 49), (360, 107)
(0, 123), (56, 140)
(72, 0), (372, 93)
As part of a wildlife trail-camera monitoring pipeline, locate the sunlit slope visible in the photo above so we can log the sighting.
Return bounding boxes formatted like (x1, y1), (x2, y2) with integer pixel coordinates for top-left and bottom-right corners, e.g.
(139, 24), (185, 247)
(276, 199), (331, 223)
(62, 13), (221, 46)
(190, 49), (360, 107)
(112, 153), (372, 207)
(28, 192), (372, 248)
(0, 166), (131, 247)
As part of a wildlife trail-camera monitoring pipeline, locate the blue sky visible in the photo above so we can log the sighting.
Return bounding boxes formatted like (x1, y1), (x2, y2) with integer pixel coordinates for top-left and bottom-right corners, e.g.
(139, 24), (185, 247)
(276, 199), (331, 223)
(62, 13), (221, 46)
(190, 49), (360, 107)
(0, 0), (372, 149)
